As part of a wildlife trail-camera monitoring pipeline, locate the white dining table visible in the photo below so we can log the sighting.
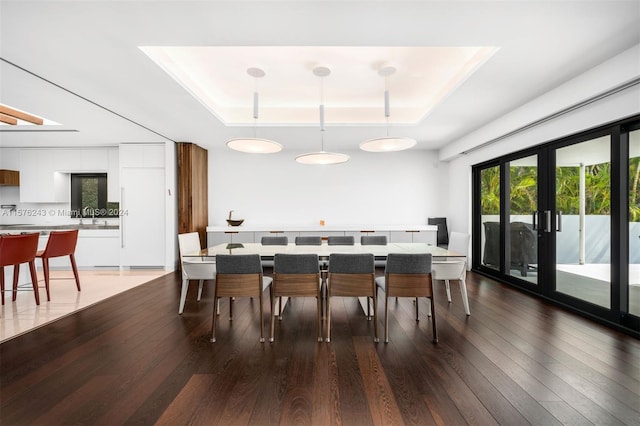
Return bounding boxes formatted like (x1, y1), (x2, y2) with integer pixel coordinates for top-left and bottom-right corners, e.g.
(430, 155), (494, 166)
(184, 242), (465, 260)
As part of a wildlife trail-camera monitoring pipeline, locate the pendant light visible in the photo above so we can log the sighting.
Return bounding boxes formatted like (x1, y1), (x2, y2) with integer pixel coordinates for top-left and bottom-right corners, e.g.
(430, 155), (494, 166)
(360, 66), (416, 152)
(226, 67), (283, 154)
(295, 66), (350, 165)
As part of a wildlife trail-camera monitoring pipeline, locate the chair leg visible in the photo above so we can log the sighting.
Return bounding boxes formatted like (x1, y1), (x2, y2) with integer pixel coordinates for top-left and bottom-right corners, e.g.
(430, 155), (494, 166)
(445, 279), (452, 302)
(178, 278), (189, 314)
(316, 292), (323, 342)
(12, 265), (19, 302)
(366, 296), (371, 320)
(259, 289), (265, 343)
(384, 295), (389, 343)
(426, 299), (432, 317)
(28, 261), (40, 305)
(41, 258), (52, 301)
(278, 296), (283, 320)
(325, 295), (331, 342)
(229, 297), (233, 320)
(460, 277), (471, 316)
(0, 266), (4, 305)
(430, 297), (438, 343)
(270, 291), (277, 342)
(197, 280), (204, 301)
(415, 297), (419, 321)
(372, 293), (378, 343)
(69, 254), (81, 291)
(210, 297), (218, 342)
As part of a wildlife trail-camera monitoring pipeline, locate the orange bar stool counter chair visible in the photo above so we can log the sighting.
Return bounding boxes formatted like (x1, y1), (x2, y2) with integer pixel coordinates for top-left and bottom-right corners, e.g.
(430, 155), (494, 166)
(0, 233), (41, 305)
(36, 229), (81, 301)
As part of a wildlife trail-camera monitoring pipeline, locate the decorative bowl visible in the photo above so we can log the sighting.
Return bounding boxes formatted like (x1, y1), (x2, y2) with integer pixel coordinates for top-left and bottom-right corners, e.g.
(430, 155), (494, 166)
(226, 219), (244, 226)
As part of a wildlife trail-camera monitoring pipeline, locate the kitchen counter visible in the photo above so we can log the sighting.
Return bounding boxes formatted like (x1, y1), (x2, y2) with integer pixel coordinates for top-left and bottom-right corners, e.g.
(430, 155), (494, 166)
(0, 224), (119, 233)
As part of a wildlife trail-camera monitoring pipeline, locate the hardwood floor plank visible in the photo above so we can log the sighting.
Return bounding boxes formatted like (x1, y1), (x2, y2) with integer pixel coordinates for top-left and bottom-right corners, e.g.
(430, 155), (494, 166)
(353, 335), (404, 425)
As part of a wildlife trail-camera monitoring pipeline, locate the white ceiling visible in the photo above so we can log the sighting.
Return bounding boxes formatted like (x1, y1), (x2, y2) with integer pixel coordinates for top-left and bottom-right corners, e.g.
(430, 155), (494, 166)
(1, 0), (639, 155)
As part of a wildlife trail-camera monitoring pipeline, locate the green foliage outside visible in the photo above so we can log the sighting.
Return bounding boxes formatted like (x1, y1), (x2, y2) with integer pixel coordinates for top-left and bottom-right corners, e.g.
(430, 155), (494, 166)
(480, 157), (640, 222)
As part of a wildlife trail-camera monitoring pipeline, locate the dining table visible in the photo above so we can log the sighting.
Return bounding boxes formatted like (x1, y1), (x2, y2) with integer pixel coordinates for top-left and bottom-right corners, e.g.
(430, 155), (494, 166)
(185, 242), (465, 260)
(183, 242), (466, 318)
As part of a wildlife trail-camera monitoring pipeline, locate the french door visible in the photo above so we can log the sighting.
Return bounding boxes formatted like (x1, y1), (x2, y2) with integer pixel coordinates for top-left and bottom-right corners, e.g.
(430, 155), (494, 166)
(472, 116), (639, 333)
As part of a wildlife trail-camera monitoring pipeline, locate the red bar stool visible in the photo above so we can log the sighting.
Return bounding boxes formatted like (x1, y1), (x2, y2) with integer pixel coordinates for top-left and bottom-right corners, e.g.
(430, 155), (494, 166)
(36, 229), (81, 301)
(0, 233), (41, 305)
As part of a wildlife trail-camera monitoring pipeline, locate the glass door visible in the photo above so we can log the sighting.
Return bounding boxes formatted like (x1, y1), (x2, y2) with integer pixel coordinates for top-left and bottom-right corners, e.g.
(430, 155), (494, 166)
(629, 129), (640, 317)
(553, 136), (611, 308)
(507, 155), (538, 285)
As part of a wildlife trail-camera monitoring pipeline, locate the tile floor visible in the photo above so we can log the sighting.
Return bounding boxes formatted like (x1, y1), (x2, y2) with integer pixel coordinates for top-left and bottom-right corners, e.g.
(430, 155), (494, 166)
(1, 268), (169, 342)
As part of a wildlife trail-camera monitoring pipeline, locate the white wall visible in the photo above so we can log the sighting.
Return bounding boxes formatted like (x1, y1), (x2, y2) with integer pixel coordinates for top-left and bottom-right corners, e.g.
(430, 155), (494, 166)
(208, 148), (448, 227)
(445, 44), (640, 265)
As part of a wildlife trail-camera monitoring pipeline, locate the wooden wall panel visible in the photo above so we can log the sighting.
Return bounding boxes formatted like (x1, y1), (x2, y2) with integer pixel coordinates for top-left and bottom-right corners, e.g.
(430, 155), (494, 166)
(177, 143), (208, 248)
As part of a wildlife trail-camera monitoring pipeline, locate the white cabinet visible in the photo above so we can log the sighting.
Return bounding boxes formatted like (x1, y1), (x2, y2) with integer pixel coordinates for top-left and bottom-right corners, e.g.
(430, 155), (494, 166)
(52, 148), (109, 172)
(20, 149), (70, 203)
(389, 230), (436, 244)
(107, 148), (119, 202)
(208, 231), (255, 246)
(120, 144), (165, 268)
(38, 231), (120, 268)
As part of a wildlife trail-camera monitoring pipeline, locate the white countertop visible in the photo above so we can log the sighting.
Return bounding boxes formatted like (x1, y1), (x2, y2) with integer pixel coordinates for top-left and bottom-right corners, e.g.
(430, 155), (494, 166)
(207, 224), (437, 232)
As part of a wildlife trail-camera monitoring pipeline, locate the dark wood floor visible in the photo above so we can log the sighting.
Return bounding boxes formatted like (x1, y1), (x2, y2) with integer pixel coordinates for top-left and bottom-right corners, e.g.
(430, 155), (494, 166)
(1, 270), (638, 425)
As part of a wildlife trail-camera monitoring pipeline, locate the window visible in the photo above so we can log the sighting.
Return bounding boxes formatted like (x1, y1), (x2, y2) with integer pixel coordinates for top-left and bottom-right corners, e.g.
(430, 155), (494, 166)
(70, 173), (119, 218)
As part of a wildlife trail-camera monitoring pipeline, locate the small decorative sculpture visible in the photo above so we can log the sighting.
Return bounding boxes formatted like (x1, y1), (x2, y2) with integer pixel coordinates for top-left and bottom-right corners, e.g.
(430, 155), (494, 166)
(226, 210), (244, 226)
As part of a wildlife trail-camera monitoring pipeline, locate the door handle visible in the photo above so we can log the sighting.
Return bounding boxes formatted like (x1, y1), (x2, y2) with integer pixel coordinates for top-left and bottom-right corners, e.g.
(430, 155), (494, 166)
(532, 211), (540, 230)
(544, 210), (552, 233)
(556, 211), (563, 232)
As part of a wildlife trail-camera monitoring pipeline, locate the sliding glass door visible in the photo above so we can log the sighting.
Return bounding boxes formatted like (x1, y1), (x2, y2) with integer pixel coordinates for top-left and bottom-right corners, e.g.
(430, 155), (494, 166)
(554, 136), (611, 308)
(472, 116), (639, 334)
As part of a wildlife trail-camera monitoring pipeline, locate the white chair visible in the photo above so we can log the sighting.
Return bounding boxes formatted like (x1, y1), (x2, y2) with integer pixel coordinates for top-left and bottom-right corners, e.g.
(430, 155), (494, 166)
(431, 231), (470, 316)
(177, 232), (216, 315)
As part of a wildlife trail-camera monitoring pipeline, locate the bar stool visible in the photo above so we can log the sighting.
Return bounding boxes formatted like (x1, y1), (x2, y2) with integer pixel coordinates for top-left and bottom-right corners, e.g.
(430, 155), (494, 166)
(36, 229), (81, 301)
(0, 233), (41, 305)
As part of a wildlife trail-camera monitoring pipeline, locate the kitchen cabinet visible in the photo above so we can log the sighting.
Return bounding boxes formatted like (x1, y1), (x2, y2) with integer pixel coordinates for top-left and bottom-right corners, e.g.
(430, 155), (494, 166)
(53, 148), (109, 172)
(107, 148), (119, 202)
(19, 149), (70, 203)
(120, 144), (165, 268)
(0, 169), (19, 186)
(37, 230), (120, 268)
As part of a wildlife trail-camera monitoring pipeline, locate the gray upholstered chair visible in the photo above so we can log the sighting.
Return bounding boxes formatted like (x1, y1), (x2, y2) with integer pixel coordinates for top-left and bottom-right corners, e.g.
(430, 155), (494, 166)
(326, 253), (378, 342)
(295, 236), (322, 245)
(177, 232), (215, 315)
(375, 253), (437, 343)
(360, 235), (388, 245)
(361, 235), (388, 268)
(327, 235), (355, 245)
(271, 253), (323, 342)
(260, 235), (288, 267)
(211, 254), (272, 343)
(261, 236), (288, 245)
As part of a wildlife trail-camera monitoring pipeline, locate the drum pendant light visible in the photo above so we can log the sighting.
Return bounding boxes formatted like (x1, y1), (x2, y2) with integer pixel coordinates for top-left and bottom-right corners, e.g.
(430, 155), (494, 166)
(226, 67), (283, 154)
(360, 66), (416, 152)
(295, 66), (350, 165)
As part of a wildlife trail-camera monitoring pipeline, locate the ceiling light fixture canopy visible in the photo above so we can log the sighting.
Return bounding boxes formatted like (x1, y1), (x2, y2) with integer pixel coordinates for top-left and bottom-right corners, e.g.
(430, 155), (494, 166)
(226, 67), (283, 154)
(295, 67), (350, 165)
(360, 66), (416, 153)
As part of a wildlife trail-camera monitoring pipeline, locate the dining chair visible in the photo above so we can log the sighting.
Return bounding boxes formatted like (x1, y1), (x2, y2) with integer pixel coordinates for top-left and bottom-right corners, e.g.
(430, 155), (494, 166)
(326, 253), (378, 342)
(35, 229), (81, 301)
(211, 254), (272, 343)
(327, 236), (355, 245)
(375, 253), (437, 343)
(270, 253), (322, 342)
(431, 231), (470, 315)
(428, 217), (449, 248)
(260, 236), (288, 268)
(177, 232), (216, 315)
(361, 235), (388, 268)
(295, 236), (322, 245)
(0, 233), (41, 305)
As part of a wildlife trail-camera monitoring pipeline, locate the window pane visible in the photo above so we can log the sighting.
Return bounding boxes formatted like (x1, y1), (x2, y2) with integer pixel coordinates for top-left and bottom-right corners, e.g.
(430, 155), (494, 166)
(481, 165), (500, 271)
(629, 129), (640, 316)
(508, 155), (538, 283)
(555, 136), (611, 308)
